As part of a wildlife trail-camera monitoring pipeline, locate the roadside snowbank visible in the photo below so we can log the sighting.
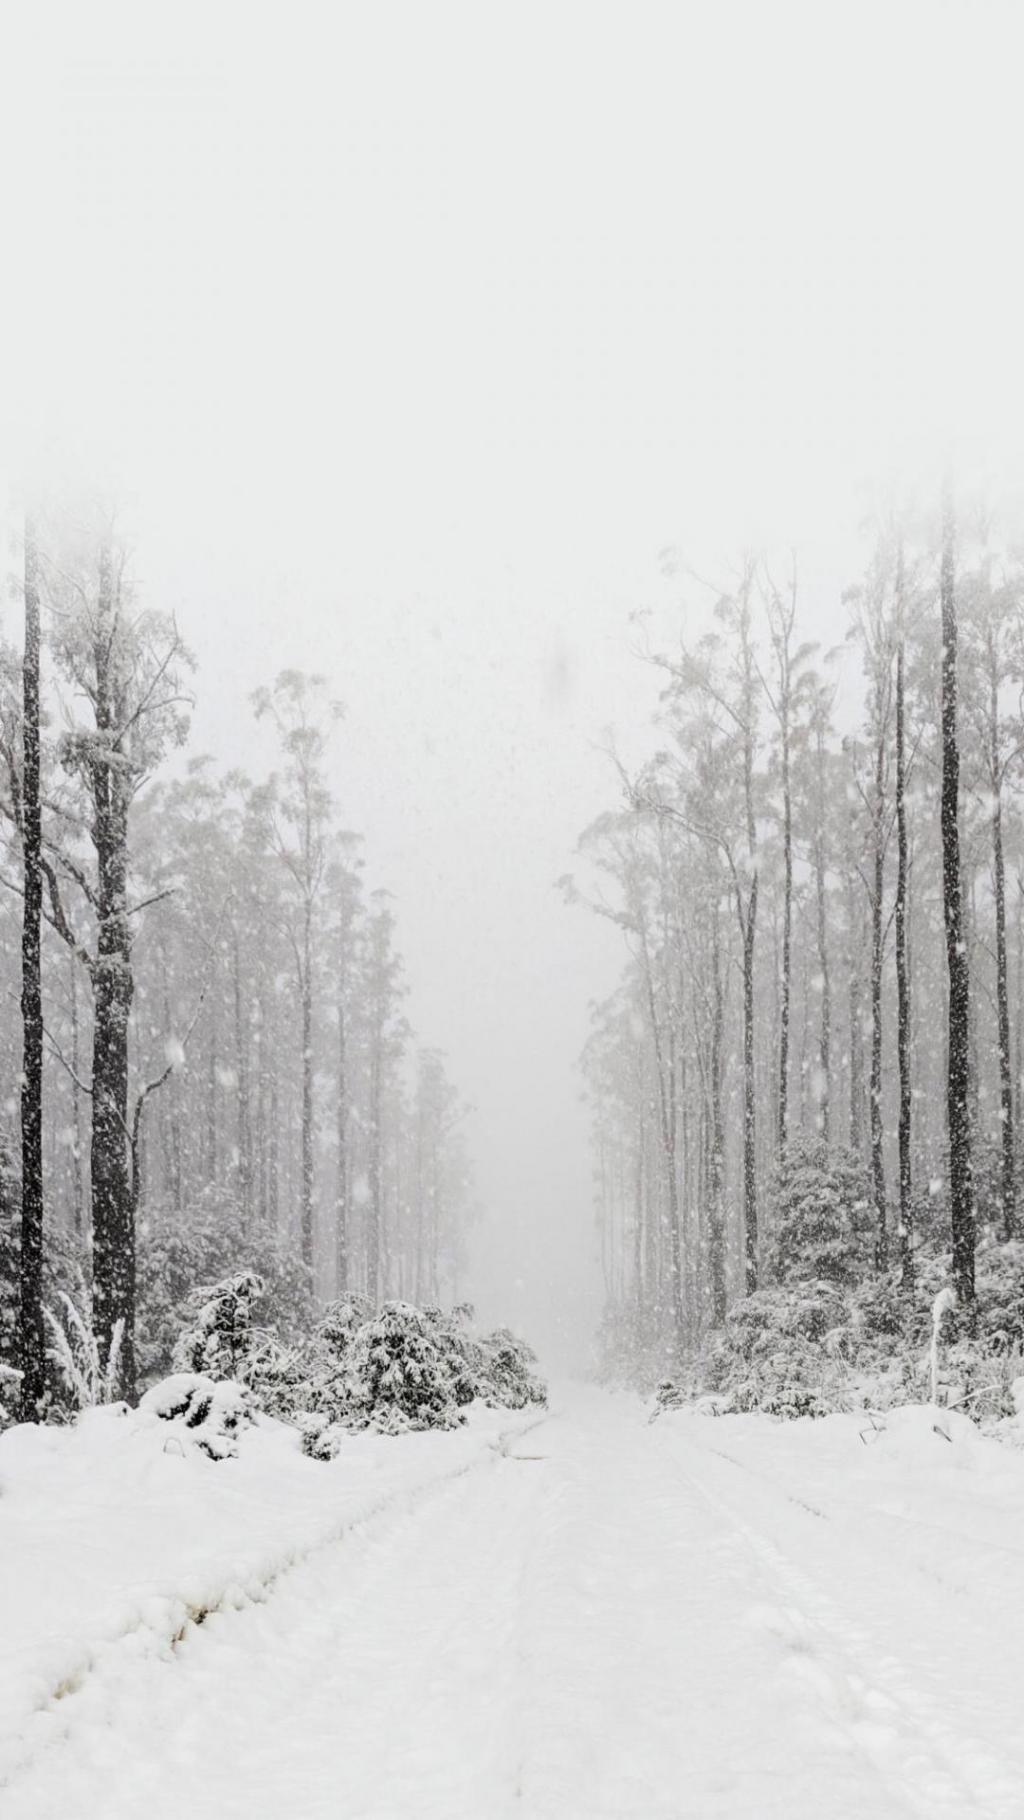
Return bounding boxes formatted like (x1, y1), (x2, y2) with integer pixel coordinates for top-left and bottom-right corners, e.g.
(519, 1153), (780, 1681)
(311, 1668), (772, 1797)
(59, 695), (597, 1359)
(0, 1397), (534, 1787)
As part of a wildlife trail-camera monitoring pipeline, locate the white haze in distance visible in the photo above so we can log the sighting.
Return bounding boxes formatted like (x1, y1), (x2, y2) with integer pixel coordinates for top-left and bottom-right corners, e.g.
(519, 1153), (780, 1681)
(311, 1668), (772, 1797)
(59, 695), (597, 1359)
(2, 0), (1023, 1366)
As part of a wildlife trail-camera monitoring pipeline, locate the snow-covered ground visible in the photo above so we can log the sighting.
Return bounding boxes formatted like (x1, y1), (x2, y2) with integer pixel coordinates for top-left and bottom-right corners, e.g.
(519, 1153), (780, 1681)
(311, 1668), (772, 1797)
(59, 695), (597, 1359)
(3, 1387), (1024, 1818)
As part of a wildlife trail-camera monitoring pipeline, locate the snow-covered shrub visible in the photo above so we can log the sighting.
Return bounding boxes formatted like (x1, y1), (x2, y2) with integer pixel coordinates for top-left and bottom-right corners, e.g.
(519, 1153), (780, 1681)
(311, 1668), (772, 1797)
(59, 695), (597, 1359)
(140, 1372), (256, 1460)
(847, 1274), (905, 1344)
(238, 1329), (320, 1421)
(44, 1294), (125, 1414)
(172, 1270), (268, 1379)
(0, 1361), (22, 1423)
(988, 1376), (1024, 1449)
(160, 1273), (546, 1444)
(1, 1168), (85, 1414)
(264, 1294), (379, 1430)
(343, 1301), (465, 1433)
(475, 1325), (547, 1409)
(417, 1303), (489, 1406)
(725, 1282), (847, 1356)
(289, 1302), (546, 1436)
(297, 1411), (346, 1461)
(316, 1293), (373, 1355)
(136, 1198), (311, 1384)
(763, 1142), (874, 1287)
(969, 1137), (1019, 1241)
(698, 1283), (850, 1419)
(973, 1240), (1024, 1352)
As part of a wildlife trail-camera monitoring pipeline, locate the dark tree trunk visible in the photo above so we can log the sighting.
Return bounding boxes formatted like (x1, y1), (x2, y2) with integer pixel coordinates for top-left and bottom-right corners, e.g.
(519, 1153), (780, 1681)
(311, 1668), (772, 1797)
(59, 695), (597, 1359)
(989, 645), (1017, 1240)
(847, 897), (864, 1156)
(90, 543), (136, 1398)
(19, 517), (45, 1419)
(708, 908), (727, 1324)
(939, 488), (975, 1315)
(778, 720), (792, 1155)
(870, 726), (887, 1269)
(1016, 876), (1024, 1170)
(70, 950), (85, 1235)
(895, 627), (914, 1286)
(740, 878), (759, 1293)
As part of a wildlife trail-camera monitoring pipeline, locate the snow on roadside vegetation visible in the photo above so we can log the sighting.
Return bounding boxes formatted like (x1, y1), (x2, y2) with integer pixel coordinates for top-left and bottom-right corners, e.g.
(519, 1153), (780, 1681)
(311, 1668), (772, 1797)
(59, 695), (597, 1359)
(0, 1279), (547, 1790)
(0, 1393), (541, 1789)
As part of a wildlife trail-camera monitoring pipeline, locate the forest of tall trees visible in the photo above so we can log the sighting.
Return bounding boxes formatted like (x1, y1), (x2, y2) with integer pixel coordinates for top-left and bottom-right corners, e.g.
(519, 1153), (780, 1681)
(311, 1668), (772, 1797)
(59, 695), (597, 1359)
(574, 496), (1024, 1380)
(0, 503), (477, 1414)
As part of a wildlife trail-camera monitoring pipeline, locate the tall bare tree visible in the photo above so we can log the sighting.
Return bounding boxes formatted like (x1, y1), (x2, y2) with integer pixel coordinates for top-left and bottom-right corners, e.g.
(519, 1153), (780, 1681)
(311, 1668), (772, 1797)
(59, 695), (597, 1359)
(940, 487), (976, 1315)
(253, 672), (340, 1274)
(18, 516), (44, 1416)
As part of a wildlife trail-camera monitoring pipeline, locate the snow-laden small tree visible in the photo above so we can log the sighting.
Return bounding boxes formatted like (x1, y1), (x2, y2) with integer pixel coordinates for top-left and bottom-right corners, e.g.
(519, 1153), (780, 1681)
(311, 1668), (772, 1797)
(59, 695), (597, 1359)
(343, 1301), (464, 1433)
(136, 1198), (311, 1385)
(476, 1326), (547, 1410)
(171, 1270), (267, 1380)
(763, 1141), (874, 1288)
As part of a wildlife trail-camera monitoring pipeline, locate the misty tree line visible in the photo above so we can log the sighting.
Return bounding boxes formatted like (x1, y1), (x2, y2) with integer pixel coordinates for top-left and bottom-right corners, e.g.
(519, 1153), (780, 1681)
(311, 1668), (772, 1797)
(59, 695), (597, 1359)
(2, 505), (476, 1416)
(571, 488), (1019, 1368)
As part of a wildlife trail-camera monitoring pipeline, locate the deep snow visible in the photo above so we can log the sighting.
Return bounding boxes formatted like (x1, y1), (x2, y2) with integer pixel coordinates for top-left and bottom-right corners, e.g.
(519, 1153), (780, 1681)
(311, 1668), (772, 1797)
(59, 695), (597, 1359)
(3, 1388), (1024, 1818)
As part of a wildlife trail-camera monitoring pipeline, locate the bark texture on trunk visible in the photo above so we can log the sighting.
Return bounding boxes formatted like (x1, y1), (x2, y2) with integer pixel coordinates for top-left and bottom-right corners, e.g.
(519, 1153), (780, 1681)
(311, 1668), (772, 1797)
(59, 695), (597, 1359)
(939, 490), (976, 1315)
(19, 517), (45, 1418)
(90, 544), (136, 1397)
(895, 628), (914, 1286)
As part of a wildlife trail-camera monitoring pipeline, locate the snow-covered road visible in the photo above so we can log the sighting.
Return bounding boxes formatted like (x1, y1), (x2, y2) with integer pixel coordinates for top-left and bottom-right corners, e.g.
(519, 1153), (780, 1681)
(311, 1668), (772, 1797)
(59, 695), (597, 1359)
(6, 1387), (1024, 1819)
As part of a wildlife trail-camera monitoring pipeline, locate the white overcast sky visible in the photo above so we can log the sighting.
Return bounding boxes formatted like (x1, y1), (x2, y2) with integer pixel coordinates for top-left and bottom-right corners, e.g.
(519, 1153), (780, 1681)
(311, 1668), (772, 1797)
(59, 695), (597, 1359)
(2, 0), (1023, 1360)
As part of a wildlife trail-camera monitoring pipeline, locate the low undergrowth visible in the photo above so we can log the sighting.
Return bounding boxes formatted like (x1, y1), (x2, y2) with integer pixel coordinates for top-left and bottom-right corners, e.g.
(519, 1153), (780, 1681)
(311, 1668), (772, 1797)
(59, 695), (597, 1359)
(147, 1276), (546, 1458)
(608, 1144), (1024, 1443)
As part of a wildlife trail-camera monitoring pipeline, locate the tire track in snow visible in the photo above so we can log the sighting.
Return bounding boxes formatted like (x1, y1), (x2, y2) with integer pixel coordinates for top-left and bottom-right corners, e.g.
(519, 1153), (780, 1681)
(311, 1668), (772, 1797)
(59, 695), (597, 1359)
(4, 1416), (555, 1820)
(664, 1424), (1024, 1820)
(0, 1412), (546, 1804)
(685, 1429), (1024, 1568)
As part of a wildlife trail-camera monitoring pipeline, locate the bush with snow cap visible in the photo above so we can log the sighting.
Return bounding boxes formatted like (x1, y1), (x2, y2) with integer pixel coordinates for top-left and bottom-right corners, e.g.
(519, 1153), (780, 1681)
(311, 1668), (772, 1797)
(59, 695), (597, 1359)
(476, 1326), (547, 1410)
(343, 1301), (465, 1432)
(172, 1270), (268, 1380)
(297, 1411), (346, 1460)
(159, 1280), (547, 1447)
(316, 1293), (373, 1355)
(140, 1372), (256, 1460)
(136, 1199), (311, 1386)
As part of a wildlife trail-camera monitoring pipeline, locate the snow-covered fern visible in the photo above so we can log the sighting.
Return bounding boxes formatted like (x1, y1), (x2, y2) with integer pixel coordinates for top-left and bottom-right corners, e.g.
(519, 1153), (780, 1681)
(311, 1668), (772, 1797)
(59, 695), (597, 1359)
(44, 1294), (124, 1410)
(0, 1361), (22, 1423)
